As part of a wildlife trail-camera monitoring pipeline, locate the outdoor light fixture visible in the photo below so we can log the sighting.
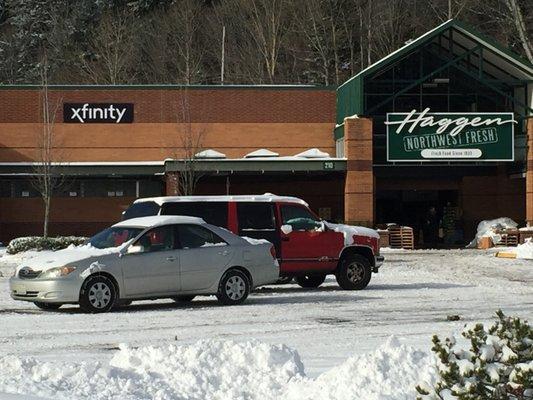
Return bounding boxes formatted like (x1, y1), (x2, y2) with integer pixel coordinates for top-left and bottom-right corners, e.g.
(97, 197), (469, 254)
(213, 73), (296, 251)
(433, 78), (450, 84)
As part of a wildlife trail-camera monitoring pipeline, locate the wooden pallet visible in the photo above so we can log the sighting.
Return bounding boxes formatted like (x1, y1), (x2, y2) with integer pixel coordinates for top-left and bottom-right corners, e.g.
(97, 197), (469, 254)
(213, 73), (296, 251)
(388, 226), (414, 250)
(495, 230), (519, 247)
(519, 231), (533, 244)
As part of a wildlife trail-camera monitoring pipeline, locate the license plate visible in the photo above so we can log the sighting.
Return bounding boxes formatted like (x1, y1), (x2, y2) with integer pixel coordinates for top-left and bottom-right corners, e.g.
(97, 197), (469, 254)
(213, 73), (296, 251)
(13, 284), (26, 295)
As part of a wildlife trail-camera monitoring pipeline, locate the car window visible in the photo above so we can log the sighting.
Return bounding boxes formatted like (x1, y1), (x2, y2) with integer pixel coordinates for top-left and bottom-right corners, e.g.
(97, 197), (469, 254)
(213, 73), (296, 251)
(281, 205), (322, 232)
(237, 202), (276, 232)
(177, 224), (227, 249)
(122, 201), (160, 220)
(161, 202), (228, 228)
(89, 227), (143, 249)
(134, 225), (175, 253)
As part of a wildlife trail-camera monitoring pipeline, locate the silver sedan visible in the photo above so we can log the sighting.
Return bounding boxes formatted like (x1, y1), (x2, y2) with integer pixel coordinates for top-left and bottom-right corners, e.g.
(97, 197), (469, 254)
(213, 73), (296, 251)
(9, 216), (280, 312)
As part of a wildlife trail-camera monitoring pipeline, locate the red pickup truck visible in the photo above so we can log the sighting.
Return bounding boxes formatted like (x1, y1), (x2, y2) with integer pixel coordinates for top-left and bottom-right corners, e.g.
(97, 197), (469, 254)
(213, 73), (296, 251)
(122, 194), (384, 290)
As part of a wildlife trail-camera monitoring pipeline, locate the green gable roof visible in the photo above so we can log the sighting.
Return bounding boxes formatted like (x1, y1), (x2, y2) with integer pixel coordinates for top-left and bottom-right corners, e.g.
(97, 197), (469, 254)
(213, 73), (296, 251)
(335, 19), (533, 131)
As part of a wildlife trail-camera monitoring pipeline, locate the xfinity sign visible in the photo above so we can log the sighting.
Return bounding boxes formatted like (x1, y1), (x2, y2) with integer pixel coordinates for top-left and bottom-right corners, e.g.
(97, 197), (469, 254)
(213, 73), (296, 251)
(64, 103), (134, 123)
(385, 108), (516, 162)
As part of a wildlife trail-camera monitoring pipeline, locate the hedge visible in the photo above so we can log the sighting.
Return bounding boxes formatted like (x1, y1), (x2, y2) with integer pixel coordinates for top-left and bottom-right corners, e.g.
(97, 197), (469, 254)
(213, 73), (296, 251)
(7, 236), (89, 254)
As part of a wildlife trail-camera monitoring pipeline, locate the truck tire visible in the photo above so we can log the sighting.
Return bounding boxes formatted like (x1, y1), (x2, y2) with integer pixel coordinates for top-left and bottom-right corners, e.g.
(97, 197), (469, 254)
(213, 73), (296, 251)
(336, 254), (372, 290)
(296, 274), (326, 288)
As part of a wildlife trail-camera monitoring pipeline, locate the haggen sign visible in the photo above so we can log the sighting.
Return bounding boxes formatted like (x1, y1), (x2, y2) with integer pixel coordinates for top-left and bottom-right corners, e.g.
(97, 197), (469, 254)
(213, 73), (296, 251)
(385, 108), (516, 162)
(64, 103), (134, 123)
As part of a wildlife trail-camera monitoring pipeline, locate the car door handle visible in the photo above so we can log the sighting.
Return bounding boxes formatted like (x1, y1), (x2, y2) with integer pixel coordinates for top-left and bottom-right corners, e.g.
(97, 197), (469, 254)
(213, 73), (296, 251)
(166, 256), (176, 262)
(218, 250), (229, 256)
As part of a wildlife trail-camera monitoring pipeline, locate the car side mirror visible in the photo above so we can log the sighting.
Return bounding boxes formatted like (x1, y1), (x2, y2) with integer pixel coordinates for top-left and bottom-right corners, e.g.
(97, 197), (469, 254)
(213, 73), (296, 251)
(318, 221), (327, 232)
(280, 224), (293, 235)
(126, 245), (145, 255)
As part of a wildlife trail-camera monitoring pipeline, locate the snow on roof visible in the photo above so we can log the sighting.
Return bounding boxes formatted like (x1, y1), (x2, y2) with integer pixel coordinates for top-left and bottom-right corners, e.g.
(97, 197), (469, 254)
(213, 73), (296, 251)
(113, 215), (205, 228)
(244, 149), (279, 158)
(134, 193), (308, 206)
(294, 148), (330, 158)
(195, 149), (227, 159)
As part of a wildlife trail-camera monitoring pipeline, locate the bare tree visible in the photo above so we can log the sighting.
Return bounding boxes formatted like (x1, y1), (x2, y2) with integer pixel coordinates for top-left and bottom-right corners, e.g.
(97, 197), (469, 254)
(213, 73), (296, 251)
(143, 1), (205, 84)
(80, 9), (138, 84)
(237, 0), (291, 83)
(504, 0), (532, 63)
(172, 89), (207, 196)
(31, 57), (64, 237)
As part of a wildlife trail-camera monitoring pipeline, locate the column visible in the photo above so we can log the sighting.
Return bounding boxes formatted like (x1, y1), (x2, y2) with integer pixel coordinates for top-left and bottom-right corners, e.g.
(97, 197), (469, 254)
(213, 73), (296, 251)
(343, 116), (374, 227)
(526, 118), (533, 226)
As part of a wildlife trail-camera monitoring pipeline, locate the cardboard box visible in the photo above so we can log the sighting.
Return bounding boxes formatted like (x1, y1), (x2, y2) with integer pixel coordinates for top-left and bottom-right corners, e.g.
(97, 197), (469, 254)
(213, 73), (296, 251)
(477, 237), (494, 249)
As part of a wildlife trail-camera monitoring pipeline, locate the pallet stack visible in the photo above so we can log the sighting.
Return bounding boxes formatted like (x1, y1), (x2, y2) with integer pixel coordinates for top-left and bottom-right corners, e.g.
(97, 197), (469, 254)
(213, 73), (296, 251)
(495, 230), (519, 246)
(388, 225), (414, 250)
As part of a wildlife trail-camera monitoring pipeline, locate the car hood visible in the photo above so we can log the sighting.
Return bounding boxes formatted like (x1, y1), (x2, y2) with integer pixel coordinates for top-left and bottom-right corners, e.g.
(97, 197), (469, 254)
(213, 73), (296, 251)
(16, 244), (126, 273)
(325, 222), (379, 245)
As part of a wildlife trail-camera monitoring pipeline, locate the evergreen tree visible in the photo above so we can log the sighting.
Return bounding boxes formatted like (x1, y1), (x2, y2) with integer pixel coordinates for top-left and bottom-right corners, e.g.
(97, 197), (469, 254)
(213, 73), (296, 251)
(417, 311), (533, 400)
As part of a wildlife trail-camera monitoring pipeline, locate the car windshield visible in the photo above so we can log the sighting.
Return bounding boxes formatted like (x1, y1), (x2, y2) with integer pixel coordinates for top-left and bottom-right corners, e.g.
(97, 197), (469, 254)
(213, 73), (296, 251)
(88, 227), (143, 249)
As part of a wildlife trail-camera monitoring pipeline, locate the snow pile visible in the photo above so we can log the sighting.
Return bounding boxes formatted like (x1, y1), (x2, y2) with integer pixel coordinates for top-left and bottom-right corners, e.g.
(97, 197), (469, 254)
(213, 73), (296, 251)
(325, 222), (380, 244)
(294, 148), (330, 158)
(0, 340), (304, 400)
(194, 149), (226, 159)
(515, 238), (533, 260)
(286, 336), (436, 400)
(467, 218), (518, 248)
(0, 338), (438, 400)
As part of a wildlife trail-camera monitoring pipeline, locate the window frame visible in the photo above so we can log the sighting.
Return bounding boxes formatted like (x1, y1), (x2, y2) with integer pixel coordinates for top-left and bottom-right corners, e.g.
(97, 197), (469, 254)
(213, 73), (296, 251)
(175, 223), (228, 250)
(237, 202), (277, 233)
(280, 204), (323, 232)
(132, 224), (177, 253)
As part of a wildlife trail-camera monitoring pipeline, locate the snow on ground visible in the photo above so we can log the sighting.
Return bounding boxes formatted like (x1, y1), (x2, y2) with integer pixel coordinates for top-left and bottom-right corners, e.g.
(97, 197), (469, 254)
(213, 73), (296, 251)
(0, 248), (531, 399)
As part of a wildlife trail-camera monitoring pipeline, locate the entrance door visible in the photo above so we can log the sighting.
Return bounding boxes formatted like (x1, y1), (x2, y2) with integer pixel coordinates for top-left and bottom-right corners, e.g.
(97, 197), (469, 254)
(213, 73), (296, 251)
(376, 190), (462, 247)
(278, 203), (344, 274)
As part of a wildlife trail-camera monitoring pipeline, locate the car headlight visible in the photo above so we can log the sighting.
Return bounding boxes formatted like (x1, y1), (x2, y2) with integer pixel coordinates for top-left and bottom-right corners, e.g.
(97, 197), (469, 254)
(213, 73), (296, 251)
(39, 266), (77, 279)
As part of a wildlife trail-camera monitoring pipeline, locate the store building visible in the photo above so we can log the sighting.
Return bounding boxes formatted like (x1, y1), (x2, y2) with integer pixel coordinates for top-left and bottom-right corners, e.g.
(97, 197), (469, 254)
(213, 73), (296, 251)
(0, 20), (532, 245)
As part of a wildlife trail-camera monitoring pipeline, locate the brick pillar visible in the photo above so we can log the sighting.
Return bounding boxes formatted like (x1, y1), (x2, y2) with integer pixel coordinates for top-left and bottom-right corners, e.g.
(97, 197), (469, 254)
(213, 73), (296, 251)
(166, 172), (179, 196)
(526, 118), (533, 226)
(344, 117), (374, 227)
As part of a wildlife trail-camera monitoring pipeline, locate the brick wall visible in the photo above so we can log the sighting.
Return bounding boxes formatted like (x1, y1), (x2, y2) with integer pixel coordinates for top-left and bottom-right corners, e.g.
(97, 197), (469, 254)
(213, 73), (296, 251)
(0, 87), (336, 162)
(0, 197), (134, 243)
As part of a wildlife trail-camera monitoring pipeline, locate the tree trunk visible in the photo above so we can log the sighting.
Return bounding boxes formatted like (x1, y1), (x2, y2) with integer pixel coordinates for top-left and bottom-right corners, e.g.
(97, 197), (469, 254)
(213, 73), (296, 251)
(43, 195), (50, 238)
(505, 0), (533, 63)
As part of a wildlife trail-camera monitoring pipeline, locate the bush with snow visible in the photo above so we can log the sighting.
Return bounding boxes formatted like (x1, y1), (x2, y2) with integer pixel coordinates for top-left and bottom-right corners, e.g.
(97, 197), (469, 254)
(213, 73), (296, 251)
(7, 236), (88, 254)
(417, 310), (532, 400)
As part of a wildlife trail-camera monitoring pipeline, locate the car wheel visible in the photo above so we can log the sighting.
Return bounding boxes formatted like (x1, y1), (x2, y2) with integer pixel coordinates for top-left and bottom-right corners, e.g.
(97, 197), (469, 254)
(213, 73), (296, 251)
(296, 274), (326, 288)
(34, 302), (62, 310)
(171, 295), (196, 303)
(336, 254), (372, 290)
(216, 269), (250, 305)
(79, 275), (117, 313)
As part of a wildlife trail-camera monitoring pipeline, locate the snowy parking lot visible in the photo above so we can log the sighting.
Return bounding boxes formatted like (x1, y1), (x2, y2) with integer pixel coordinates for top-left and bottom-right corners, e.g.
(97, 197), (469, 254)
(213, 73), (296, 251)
(0, 248), (531, 399)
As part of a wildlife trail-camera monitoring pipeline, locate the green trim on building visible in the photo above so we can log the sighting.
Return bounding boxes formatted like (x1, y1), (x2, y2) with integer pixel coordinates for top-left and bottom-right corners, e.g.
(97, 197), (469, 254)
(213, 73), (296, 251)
(165, 159), (347, 173)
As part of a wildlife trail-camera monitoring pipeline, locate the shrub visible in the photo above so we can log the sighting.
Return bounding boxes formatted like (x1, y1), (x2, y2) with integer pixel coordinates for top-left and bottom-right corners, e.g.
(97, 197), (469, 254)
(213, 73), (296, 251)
(417, 310), (532, 400)
(7, 236), (88, 254)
